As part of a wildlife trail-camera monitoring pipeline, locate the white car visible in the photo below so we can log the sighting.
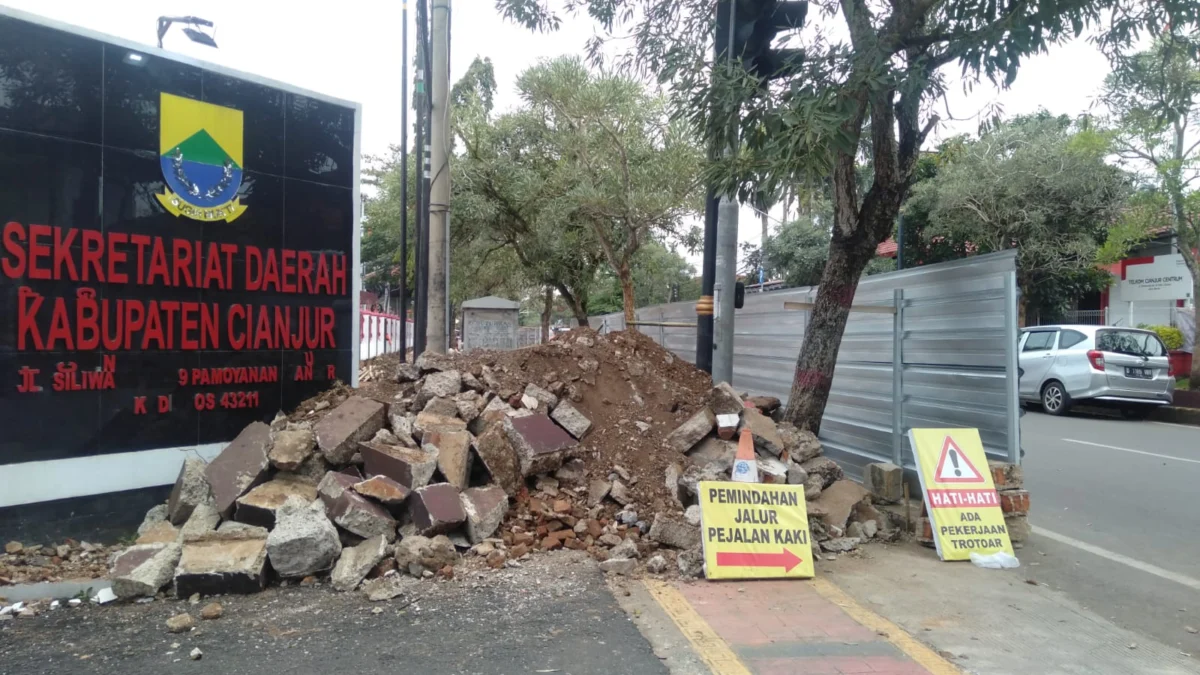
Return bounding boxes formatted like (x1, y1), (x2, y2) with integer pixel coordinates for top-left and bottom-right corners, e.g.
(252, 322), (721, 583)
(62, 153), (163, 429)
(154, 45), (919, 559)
(1018, 325), (1174, 418)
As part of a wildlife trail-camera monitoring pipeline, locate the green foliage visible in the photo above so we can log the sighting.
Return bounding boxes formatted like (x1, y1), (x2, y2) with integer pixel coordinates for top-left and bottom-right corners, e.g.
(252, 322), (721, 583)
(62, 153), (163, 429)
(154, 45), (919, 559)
(1143, 324), (1185, 350)
(908, 114), (1133, 320)
(588, 241), (698, 313)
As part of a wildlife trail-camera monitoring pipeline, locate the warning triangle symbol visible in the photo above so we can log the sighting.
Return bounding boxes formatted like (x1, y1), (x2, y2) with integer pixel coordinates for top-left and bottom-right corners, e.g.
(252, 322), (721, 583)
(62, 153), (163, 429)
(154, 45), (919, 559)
(933, 436), (984, 483)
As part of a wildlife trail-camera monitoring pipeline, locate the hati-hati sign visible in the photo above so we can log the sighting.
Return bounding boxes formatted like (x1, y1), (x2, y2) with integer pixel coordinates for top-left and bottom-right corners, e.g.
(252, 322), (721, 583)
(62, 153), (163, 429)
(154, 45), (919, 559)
(910, 428), (1014, 562)
(697, 482), (814, 579)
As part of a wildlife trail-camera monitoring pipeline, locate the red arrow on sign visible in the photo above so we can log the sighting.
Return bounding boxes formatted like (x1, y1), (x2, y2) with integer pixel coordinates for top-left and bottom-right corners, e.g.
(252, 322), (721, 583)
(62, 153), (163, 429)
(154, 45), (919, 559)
(716, 549), (804, 572)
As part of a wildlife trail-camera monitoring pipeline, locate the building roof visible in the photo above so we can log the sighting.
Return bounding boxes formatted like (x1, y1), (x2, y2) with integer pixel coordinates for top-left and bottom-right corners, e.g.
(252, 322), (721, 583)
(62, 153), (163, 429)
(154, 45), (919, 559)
(876, 239), (898, 258)
(461, 295), (521, 310)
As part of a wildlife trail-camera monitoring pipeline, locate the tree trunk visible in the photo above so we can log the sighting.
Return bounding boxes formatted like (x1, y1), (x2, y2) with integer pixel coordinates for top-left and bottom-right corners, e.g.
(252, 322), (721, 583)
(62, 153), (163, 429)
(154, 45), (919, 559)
(541, 286), (552, 344)
(760, 211), (769, 281)
(554, 282), (591, 327)
(618, 265), (636, 324)
(782, 235), (878, 434)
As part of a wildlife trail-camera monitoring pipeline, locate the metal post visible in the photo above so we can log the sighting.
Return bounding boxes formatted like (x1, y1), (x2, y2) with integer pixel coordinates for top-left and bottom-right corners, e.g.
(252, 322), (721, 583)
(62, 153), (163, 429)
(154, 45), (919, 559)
(1003, 272), (1021, 464)
(398, 0), (409, 361)
(891, 288), (904, 466)
(713, 195), (738, 384)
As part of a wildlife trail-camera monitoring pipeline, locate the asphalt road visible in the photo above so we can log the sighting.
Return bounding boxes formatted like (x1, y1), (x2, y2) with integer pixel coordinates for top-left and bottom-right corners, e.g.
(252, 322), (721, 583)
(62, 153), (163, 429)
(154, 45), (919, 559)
(0, 551), (669, 675)
(1022, 410), (1200, 659)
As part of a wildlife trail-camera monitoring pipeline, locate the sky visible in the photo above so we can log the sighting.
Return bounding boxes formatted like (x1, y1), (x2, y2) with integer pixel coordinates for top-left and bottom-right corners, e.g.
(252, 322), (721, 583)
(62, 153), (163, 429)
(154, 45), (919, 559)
(4, 0), (1117, 266)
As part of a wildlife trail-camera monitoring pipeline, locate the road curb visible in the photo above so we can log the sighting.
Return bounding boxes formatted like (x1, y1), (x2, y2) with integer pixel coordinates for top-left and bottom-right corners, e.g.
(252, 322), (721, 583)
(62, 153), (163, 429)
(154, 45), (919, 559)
(1149, 406), (1200, 426)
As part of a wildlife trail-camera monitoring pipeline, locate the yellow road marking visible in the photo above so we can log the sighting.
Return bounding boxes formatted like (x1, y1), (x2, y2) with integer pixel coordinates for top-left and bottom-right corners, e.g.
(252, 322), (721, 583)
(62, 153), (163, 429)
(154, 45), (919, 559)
(642, 580), (753, 675)
(812, 577), (962, 675)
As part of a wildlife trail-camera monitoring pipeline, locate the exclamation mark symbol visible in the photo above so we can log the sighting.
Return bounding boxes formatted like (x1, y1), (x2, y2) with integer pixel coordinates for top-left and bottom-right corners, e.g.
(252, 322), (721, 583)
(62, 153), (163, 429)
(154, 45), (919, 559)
(949, 449), (961, 477)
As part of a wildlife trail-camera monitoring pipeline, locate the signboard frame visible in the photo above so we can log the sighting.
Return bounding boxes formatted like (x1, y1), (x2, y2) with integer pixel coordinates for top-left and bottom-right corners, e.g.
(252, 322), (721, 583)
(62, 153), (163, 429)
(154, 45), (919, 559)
(0, 6), (362, 509)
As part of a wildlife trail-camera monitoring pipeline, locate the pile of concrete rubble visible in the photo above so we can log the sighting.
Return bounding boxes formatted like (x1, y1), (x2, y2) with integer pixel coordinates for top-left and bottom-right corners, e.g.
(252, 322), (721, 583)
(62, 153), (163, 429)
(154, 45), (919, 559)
(96, 329), (912, 601)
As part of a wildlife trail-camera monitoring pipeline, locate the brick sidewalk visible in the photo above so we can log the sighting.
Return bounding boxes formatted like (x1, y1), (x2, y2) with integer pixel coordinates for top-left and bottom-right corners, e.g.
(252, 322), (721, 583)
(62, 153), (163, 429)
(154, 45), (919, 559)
(675, 579), (943, 675)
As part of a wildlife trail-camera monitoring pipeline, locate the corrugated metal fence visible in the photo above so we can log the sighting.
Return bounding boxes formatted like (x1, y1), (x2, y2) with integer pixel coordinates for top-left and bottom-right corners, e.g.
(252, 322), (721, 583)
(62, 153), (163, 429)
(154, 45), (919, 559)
(590, 250), (1021, 480)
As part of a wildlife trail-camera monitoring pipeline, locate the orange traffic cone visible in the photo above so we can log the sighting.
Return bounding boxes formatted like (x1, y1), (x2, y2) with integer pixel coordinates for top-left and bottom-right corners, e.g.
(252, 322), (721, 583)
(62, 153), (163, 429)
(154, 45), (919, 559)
(731, 427), (759, 483)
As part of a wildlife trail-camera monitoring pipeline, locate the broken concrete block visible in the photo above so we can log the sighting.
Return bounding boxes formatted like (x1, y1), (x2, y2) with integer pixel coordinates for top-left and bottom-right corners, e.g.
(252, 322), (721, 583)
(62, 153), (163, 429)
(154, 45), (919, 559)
(292, 453), (333, 485)
(234, 475), (319, 529)
(648, 513), (701, 549)
(315, 396), (386, 464)
(409, 483), (467, 535)
(473, 424), (522, 496)
(359, 441), (439, 490)
(217, 521), (268, 537)
(664, 409), (715, 453)
(678, 549), (704, 577)
(352, 475), (412, 507)
(779, 423), (823, 463)
(787, 463), (808, 486)
(455, 396), (483, 424)
(205, 422), (272, 518)
(812, 480), (871, 531)
(462, 371), (486, 392)
(747, 395), (782, 414)
(555, 458), (587, 483)
(422, 396), (460, 419)
(267, 496), (341, 578)
(138, 503), (168, 534)
(317, 471), (360, 508)
(803, 475), (824, 500)
(268, 428), (316, 471)
(174, 531), (268, 597)
(329, 488), (398, 542)
(741, 407), (784, 457)
(387, 408), (418, 445)
(460, 486), (508, 544)
(550, 400), (592, 440)
(678, 462), (727, 499)
(524, 383), (558, 410)
(396, 362), (421, 383)
(821, 537), (861, 553)
(413, 411), (468, 441)
(588, 479), (612, 506)
(110, 543), (182, 599)
(864, 462), (904, 504)
(801, 456), (844, 489)
(423, 370), (463, 399)
(504, 414), (577, 476)
(989, 461), (1024, 491)
(687, 436), (736, 470)
(426, 430), (473, 489)
(609, 480), (633, 506)
(331, 534), (389, 592)
(708, 382), (744, 416)
(179, 502), (221, 539)
(393, 534), (458, 576)
(610, 538), (640, 560)
(169, 457), (214, 525)
(135, 520), (179, 545)
(1004, 514), (1030, 542)
(646, 554), (667, 573)
(599, 558), (636, 575)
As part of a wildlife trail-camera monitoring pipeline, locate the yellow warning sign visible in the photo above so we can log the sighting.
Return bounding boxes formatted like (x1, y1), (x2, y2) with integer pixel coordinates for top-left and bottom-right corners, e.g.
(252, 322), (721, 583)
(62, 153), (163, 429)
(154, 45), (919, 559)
(697, 481), (814, 580)
(909, 428), (1014, 562)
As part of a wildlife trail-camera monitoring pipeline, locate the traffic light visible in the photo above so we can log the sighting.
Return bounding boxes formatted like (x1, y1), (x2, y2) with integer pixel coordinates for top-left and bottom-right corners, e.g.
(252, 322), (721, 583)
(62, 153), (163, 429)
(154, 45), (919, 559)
(715, 0), (807, 83)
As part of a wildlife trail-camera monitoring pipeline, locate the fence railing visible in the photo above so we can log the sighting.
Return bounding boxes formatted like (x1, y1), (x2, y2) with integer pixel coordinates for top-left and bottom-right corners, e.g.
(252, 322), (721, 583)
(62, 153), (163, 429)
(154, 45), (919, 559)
(359, 310), (412, 361)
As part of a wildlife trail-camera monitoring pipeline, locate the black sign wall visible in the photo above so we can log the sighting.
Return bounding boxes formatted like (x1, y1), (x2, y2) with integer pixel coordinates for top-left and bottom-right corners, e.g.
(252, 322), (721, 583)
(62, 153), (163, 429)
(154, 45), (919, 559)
(0, 14), (357, 468)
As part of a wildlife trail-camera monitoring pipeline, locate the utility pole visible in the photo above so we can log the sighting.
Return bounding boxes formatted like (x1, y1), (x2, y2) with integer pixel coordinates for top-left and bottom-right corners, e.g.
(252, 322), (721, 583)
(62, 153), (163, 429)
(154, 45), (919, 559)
(398, 0), (410, 360)
(425, 0), (450, 353)
(413, 0), (431, 357)
(713, 194), (739, 384)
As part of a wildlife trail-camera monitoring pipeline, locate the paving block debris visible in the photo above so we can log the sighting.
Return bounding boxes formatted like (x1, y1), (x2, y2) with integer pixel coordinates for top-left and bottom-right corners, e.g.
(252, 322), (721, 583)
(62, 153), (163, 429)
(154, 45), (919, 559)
(664, 409), (715, 453)
(168, 457), (214, 525)
(426, 430), (473, 489)
(269, 428), (316, 471)
(359, 441), (439, 490)
(409, 483), (467, 535)
(648, 513), (701, 550)
(205, 422), (272, 518)
(234, 475), (319, 528)
(266, 496), (342, 578)
(314, 396), (386, 464)
(460, 486), (508, 544)
(111, 543), (182, 599)
(331, 535), (389, 592)
(864, 462), (904, 504)
(504, 414), (577, 476)
(174, 531), (269, 597)
(352, 475), (412, 507)
(550, 400), (592, 439)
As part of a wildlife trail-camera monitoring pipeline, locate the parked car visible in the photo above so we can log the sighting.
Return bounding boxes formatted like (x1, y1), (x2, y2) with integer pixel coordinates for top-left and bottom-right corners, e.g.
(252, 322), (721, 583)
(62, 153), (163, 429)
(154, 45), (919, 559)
(1018, 325), (1174, 418)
